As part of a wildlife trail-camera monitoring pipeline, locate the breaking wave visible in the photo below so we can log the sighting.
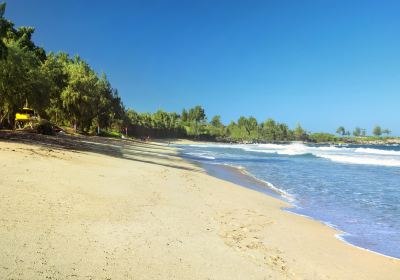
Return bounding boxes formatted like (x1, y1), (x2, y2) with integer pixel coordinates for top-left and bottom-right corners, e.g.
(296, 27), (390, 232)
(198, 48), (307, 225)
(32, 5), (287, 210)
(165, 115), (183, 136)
(187, 143), (400, 167)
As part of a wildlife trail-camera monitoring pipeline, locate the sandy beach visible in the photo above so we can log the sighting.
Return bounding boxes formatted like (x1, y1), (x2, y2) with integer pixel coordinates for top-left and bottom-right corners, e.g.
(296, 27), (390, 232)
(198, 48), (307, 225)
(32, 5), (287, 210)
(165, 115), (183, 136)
(0, 132), (399, 280)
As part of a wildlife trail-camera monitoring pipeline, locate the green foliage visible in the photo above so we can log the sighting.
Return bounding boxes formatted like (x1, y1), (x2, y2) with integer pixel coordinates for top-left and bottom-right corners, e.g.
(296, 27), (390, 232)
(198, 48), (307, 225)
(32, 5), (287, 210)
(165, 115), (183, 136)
(188, 105), (206, 123)
(309, 133), (337, 143)
(181, 109), (188, 122)
(238, 116), (258, 137)
(262, 118), (276, 140)
(0, 2), (7, 59)
(208, 115), (225, 137)
(181, 105), (207, 137)
(353, 127), (361, 137)
(0, 39), (48, 124)
(371, 126), (391, 137)
(294, 123), (307, 141)
(260, 119), (291, 141)
(61, 56), (99, 132)
(98, 130), (122, 138)
(373, 125), (382, 137)
(210, 115), (222, 127)
(124, 109), (186, 138)
(336, 126), (346, 136)
(0, 5), (124, 133)
(220, 117), (293, 142)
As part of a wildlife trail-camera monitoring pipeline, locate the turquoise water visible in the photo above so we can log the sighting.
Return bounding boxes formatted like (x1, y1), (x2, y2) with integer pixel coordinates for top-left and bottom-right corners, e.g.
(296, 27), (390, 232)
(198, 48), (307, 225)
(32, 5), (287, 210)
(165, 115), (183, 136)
(177, 143), (400, 259)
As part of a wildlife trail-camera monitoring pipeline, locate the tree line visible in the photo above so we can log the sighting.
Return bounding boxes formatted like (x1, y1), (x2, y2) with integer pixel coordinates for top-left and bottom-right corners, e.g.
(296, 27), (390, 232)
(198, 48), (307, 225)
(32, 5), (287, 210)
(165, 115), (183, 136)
(0, 3), (301, 142)
(124, 108), (311, 142)
(0, 3), (124, 133)
(0, 3), (394, 142)
(336, 126), (391, 137)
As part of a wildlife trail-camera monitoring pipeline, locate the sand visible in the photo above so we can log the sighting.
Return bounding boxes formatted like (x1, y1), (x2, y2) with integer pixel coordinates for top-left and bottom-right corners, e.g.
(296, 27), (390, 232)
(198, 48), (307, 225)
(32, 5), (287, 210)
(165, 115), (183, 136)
(0, 133), (399, 279)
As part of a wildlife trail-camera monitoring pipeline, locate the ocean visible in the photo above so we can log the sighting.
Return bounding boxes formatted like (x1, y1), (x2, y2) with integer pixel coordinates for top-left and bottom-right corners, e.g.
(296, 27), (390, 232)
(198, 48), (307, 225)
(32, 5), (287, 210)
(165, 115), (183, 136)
(175, 142), (400, 259)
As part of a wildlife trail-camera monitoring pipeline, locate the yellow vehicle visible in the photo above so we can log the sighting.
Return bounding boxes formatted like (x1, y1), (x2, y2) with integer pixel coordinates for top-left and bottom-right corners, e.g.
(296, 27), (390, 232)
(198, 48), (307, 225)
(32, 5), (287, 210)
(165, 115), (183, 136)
(15, 107), (38, 129)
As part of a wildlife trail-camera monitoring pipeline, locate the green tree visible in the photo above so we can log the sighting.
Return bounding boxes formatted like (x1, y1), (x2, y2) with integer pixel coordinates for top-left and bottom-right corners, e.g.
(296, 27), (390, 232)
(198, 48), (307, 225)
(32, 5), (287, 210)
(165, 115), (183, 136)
(226, 121), (243, 141)
(139, 112), (152, 128)
(188, 105), (206, 123)
(186, 105), (207, 136)
(382, 129), (391, 136)
(0, 2), (7, 59)
(294, 123), (306, 141)
(275, 123), (290, 141)
(353, 127), (361, 137)
(238, 116), (258, 137)
(42, 52), (69, 123)
(0, 40), (48, 126)
(0, 9), (51, 127)
(210, 115), (222, 127)
(92, 73), (120, 134)
(336, 126), (346, 136)
(61, 56), (99, 132)
(209, 115), (225, 137)
(0, 6), (126, 133)
(262, 118), (276, 140)
(8, 26), (46, 61)
(152, 110), (171, 129)
(373, 125), (382, 137)
(125, 109), (140, 126)
(181, 109), (188, 122)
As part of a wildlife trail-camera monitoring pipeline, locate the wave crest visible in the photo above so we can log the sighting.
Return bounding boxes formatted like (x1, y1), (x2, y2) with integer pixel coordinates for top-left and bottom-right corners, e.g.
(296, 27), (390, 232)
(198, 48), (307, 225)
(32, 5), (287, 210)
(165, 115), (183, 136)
(186, 143), (400, 167)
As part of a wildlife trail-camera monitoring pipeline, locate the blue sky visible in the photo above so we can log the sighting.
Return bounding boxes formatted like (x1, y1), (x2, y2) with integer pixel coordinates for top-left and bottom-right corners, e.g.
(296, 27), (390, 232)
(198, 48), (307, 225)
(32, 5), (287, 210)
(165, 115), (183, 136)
(6, 0), (400, 135)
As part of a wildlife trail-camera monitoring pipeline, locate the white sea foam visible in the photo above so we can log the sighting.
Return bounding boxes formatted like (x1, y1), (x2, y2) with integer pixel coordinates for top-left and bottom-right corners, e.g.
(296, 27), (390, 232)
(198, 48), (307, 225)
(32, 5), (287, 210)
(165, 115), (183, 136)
(181, 142), (400, 258)
(233, 165), (295, 202)
(186, 143), (400, 167)
(317, 154), (400, 167)
(185, 152), (216, 160)
(354, 147), (400, 156)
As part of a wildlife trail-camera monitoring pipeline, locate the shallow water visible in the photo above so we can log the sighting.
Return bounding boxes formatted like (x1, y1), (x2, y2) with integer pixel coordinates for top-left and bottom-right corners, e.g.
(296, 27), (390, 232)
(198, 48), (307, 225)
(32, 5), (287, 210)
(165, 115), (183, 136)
(177, 143), (400, 259)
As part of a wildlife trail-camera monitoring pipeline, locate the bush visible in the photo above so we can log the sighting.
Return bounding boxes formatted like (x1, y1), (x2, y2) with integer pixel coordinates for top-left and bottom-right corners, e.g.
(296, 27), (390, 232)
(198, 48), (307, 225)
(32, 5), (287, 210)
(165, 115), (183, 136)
(308, 133), (337, 143)
(36, 119), (54, 135)
(98, 130), (122, 138)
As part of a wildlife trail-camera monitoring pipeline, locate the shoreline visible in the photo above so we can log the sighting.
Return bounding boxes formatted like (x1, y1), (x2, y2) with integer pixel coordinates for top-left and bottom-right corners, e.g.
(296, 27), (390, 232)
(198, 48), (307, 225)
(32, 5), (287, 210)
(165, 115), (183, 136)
(175, 143), (400, 260)
(209, 161), (400, 261)
(148, 141), (400, 274)
(1, 133), (400, 279)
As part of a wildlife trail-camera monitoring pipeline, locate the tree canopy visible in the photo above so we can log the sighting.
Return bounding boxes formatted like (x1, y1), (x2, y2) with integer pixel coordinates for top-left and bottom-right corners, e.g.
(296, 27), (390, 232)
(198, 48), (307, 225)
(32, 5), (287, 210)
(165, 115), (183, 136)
(373, 126), (382, 136)
(0, 4), (124, 133)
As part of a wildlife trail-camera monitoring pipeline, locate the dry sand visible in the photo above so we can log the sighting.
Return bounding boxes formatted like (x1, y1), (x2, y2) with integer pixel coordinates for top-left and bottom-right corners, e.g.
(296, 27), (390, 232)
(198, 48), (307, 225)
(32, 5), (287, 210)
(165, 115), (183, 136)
(0, 133), (399, 279)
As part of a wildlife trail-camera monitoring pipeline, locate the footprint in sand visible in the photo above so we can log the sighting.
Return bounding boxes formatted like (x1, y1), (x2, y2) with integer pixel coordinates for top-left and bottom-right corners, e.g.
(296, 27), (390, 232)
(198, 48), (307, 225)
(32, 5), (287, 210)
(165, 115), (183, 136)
(217, 209), (295, 278)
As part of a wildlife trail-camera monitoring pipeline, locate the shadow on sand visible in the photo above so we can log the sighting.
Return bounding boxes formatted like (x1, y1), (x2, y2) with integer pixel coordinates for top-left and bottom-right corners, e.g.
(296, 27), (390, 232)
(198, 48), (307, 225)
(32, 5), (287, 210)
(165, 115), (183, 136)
(0, 131), (195, 172)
